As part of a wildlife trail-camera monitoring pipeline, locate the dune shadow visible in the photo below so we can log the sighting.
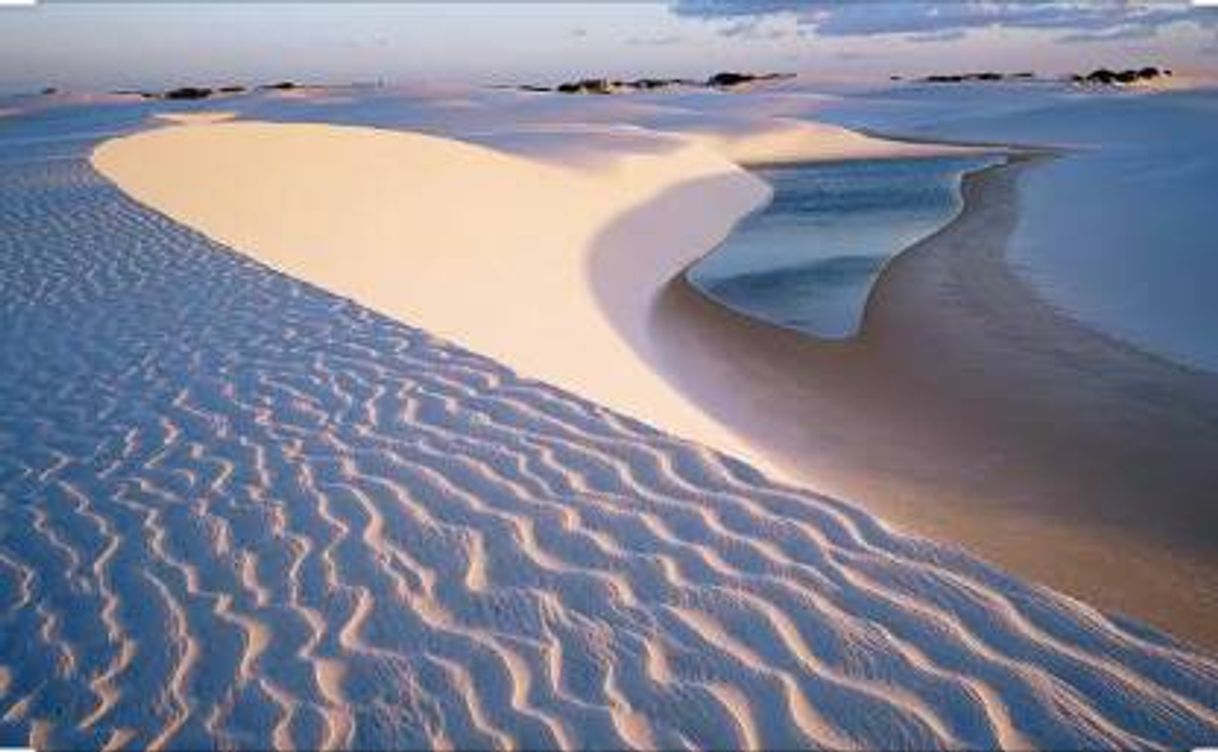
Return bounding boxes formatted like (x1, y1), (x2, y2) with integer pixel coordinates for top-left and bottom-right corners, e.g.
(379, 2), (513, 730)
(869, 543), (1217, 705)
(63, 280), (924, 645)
(585, 154), (1218, 651)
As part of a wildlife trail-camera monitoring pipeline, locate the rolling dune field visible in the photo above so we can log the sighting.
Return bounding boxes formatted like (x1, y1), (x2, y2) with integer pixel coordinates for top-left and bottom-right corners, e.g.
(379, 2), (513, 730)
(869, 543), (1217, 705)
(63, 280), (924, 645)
(1, 128), (1217, 749)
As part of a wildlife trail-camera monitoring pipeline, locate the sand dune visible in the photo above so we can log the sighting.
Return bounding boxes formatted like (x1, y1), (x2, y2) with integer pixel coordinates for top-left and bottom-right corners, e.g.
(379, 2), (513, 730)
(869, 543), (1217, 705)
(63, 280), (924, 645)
(91, 120), (972, 486)
(2, 147), (1217, 748)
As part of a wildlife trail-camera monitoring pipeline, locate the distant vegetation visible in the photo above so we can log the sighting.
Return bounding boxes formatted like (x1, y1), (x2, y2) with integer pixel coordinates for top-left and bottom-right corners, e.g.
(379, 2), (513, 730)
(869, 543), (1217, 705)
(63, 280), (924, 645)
(59, 65), (1175, 105)
(707, 71), (791, 87)
(95, 72), (800, 102)
(110, 81), (301, 101)
(903, 66), (1170, 87)
(553, 77), (694, 95)
(1070, 67), (1170, 85)
(163, 87), (214, 101)
(918, 71), (1035, 83)
(527, 71), (793, 95)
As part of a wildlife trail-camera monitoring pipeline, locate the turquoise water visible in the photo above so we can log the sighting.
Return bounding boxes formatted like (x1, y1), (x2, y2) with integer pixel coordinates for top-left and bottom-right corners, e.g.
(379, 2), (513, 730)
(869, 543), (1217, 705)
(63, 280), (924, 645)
(686, 155), (1000, 340)
(816, 87), (1218, 372)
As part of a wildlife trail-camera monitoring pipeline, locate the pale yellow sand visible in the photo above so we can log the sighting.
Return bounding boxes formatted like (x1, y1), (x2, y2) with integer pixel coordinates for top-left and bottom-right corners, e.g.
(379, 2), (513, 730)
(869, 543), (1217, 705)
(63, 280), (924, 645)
(92, 119), (962, 480)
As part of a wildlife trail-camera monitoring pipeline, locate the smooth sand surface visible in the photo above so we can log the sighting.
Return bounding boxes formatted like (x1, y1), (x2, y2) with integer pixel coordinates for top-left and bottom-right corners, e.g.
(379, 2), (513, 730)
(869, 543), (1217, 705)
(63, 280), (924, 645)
(677, 116), (982, 165)
(3, 115), (1216, 748)
(92, 119), (964, 486)
(652, 155), (1218, 651)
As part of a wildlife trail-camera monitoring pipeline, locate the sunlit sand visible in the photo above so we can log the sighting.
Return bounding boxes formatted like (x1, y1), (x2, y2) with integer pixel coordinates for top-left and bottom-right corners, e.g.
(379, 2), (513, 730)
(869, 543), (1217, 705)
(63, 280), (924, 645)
(4, 3), (1218, 741)
(37, 89), (1208, 747)
(92, 116), (966, 480)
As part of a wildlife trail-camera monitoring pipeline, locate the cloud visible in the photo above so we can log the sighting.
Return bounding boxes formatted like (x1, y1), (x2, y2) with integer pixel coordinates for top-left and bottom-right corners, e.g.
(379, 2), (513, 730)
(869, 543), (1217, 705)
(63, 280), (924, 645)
(626, 34), (685, 46)
(1058, 24), (1160, 43)
(907, 28), (968, 44)
(719, 17), (795, 40)
(1201, 27), (1218, 55)
(343, 33), (390, 50)
(720, 18), (760, 37)
(671, 1), (1213, 42)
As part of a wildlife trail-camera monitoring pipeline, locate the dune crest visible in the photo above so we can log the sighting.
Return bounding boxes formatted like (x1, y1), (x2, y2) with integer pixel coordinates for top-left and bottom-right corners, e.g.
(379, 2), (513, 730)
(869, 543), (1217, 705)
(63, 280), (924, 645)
(94, 121), (769, 470)
(91, 120), (966, 482)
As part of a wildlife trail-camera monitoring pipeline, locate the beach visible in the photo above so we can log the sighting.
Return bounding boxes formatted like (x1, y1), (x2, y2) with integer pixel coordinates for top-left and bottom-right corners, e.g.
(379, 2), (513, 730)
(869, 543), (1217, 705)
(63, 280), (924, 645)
(0, 81), (1215, 748)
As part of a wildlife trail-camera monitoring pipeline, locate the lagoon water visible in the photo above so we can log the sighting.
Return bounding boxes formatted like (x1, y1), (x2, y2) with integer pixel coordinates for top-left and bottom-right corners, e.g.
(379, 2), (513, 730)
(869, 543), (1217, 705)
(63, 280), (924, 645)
(8, 84), (1214, 370)
(687, 155), (999, 339)
(816, 86), (1218, 372)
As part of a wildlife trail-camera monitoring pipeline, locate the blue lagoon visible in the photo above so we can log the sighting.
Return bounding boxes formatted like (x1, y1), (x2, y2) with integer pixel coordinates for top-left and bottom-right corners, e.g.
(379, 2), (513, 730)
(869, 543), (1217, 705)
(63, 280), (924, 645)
(687, 155), (1001, 339)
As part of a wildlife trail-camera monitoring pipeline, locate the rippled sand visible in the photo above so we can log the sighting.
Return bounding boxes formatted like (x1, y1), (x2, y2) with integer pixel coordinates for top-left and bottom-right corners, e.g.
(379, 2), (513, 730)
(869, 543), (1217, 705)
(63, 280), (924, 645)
(1, 126), (1216, 749)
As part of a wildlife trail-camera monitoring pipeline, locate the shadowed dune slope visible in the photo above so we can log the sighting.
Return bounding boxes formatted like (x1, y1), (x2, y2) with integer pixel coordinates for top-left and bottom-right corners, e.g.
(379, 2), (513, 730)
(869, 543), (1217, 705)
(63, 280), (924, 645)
(0, 138), (1216, 748)
(89, 120), (976, 483)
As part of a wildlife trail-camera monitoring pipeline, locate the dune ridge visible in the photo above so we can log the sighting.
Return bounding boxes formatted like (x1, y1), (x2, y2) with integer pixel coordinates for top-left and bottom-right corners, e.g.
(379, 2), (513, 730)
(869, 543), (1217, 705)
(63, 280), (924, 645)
(90, 119), (973, 484)
(0, 123), (1216, 748)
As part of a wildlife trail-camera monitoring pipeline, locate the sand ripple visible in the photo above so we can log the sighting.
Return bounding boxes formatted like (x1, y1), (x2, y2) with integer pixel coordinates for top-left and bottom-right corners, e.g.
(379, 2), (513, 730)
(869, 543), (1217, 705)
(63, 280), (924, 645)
(1, 152), (1216, 749)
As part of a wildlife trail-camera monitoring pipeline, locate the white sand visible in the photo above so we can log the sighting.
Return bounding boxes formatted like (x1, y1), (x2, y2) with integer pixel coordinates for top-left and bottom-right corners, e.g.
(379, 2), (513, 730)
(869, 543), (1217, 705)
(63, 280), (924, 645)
(92, 117), (965, 481)
(0, 93), (1208, 749)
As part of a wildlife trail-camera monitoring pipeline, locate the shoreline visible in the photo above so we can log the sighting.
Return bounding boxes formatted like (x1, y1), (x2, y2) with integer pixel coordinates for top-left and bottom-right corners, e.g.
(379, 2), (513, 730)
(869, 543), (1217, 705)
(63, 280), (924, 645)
(652, 154), (1218, 651)
(684, 150), (1014, 341)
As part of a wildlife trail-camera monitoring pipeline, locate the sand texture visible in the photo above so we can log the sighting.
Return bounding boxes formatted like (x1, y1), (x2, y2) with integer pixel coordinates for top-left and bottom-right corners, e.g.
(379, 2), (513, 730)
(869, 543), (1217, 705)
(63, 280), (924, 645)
(653, 155), (1218, 651)
(93, 120), (962, 483)
(0, 123), (1210, 748)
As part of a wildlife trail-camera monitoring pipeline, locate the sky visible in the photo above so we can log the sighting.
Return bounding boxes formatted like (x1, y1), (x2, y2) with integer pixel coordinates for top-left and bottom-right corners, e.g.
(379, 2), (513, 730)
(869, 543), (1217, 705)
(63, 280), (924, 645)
(1, 2), (1216, 95)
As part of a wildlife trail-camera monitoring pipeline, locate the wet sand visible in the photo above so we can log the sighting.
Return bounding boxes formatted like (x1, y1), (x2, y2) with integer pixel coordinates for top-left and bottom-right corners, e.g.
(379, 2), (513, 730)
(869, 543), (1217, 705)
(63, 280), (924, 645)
(651, 154), (1218, 652)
